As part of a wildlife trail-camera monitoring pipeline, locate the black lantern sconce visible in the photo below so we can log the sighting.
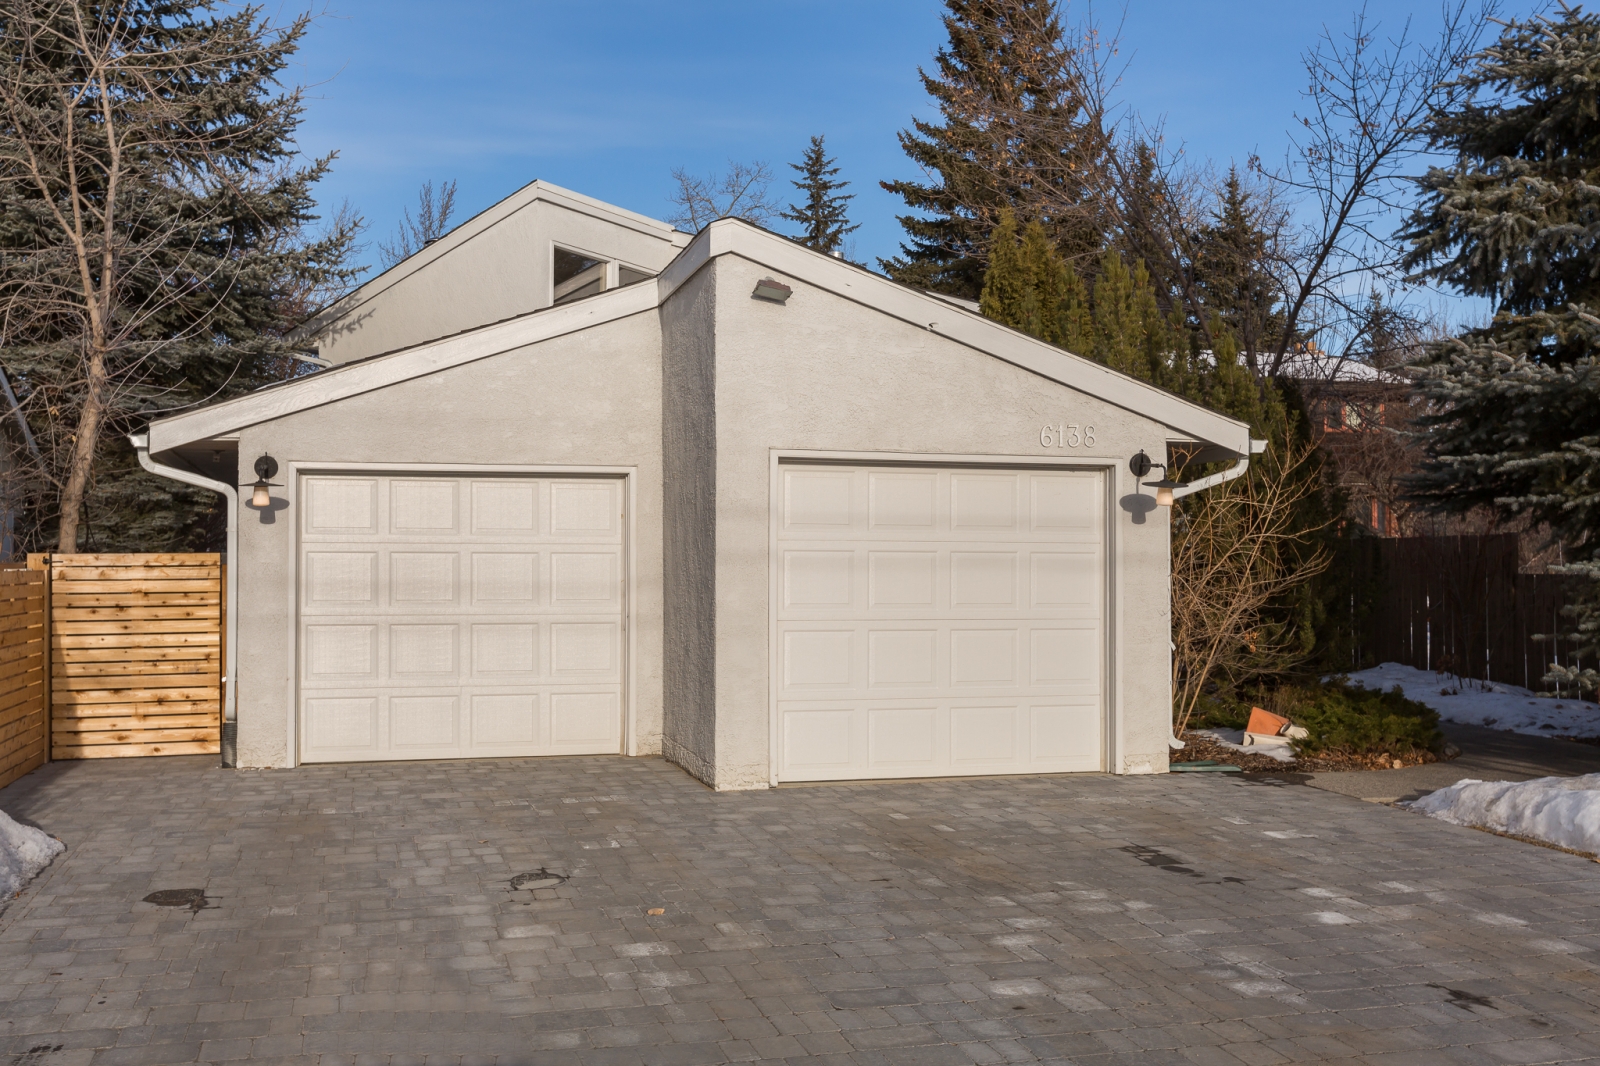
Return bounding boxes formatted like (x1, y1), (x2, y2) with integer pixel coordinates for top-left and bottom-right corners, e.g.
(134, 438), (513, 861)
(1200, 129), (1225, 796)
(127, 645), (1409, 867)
(248, 454), (279, 508)
(1129, 450), (1182, 507)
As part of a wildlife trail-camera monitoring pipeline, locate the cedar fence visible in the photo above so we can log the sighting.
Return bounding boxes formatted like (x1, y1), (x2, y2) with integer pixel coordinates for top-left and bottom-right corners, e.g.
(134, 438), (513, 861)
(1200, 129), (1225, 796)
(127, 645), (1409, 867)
(1, 552), (223, 789)
(1350, 533), (1591, 695)
(0, 567), (48, 791)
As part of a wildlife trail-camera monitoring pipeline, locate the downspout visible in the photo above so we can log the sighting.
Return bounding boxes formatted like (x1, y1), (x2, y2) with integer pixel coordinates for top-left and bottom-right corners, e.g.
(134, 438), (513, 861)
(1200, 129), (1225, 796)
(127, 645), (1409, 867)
(130, 432), (238, 767)
(1165, 437), (1270, 750)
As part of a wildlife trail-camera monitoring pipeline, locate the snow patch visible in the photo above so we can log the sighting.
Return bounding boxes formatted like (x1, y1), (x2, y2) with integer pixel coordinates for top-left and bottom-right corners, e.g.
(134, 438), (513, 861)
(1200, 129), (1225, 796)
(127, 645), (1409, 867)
(0, 808), (64, 899)
(1345, 662), (1600, 738)
(1404, 773), (1600, 854)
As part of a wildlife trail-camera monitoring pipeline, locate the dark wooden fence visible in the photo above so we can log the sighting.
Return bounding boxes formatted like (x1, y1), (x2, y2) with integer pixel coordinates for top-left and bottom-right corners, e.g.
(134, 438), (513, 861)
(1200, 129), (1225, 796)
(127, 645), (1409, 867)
(1352, 533), (1590, 694)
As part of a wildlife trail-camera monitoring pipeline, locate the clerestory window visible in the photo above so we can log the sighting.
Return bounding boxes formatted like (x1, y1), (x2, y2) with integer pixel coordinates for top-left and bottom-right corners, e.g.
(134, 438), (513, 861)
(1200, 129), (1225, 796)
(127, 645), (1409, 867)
(553, 247), (606, 305)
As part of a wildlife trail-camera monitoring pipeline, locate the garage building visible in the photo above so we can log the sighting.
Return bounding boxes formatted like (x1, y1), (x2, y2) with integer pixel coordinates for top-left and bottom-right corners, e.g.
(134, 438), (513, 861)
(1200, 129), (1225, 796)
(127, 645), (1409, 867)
(136, 181), (1253, 788)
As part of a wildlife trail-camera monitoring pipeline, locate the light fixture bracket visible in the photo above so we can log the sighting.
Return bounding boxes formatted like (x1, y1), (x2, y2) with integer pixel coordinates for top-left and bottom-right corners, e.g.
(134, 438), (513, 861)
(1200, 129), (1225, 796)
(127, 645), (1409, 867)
(247, 453), (280, 509)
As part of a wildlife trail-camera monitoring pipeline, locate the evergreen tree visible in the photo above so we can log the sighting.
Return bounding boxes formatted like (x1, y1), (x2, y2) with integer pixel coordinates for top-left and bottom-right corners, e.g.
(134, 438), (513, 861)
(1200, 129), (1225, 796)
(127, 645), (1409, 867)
(1191, 170), (1286, 373)
(1398, 5), (1600, 688)
(880, 0), (1107, 297)
(0, 0), (360, 551)
(980, 210), (1192, 390)
(780, 135), (858, 256)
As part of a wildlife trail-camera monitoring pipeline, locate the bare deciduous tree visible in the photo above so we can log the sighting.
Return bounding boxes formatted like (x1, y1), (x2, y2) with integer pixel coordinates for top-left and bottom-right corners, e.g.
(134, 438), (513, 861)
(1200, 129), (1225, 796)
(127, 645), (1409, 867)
(666, 161), (780, 233)
(378, 179), (458, 267)
(1249, 2), (1495, 379)
(1170, 438), (1333, 737)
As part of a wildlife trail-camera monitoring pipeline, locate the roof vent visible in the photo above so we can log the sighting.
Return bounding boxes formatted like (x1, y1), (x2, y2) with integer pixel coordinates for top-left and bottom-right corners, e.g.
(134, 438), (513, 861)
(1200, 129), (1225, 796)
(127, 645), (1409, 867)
(753, 278), (792, 303)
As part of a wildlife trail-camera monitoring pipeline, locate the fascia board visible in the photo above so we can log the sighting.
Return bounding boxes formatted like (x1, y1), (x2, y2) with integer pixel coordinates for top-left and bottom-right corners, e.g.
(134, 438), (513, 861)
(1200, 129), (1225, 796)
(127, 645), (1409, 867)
(670, 220), (1252, 456)
(294, 181), (684, 343)
(150, 282), (659, 453)
(530, 180), (686, 240)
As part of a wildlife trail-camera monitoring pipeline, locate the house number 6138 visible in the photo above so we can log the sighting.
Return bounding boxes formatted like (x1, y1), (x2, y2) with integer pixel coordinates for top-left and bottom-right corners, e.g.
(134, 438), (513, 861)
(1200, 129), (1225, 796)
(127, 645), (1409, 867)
(1040, 424), (1095, 448)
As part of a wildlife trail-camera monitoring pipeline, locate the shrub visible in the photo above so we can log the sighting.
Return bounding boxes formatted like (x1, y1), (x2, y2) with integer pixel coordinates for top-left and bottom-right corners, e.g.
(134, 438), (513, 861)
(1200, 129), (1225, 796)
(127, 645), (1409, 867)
(1274, 680), (1441, 756)
(1187, 691), (1250, 731)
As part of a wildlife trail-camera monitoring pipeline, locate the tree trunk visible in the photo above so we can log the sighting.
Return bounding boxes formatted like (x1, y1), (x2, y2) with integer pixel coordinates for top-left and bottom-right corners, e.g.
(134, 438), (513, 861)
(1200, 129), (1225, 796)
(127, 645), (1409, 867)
(56, 345), (107, 551)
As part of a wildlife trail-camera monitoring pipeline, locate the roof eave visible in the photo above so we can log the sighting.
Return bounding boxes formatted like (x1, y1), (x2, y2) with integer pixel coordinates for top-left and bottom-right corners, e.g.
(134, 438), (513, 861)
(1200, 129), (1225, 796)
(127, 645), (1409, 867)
(152, 218), (1251, 460)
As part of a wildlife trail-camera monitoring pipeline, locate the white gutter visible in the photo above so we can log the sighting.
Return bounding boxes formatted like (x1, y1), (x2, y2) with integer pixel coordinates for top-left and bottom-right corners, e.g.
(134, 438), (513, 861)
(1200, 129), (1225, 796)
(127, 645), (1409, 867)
(1166, 436), (1270, 750)
(1170, 437), (1269, 500)
(130, 433), (238, 761)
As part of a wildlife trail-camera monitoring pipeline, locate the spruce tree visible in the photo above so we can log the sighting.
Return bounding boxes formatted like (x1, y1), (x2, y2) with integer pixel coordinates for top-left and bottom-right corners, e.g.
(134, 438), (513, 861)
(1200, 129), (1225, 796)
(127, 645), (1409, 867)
(880, 0), (1107, 297)
(1399, 5), (1600, 689)
(1191, 170), (1285, 374)
(0, 0), (360, 551)
(780, 136), (859, 256)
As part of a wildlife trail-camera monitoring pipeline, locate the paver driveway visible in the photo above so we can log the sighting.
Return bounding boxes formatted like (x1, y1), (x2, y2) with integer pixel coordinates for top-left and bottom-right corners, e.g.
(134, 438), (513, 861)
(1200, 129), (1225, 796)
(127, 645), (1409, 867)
(1, 755), (1598, 1066)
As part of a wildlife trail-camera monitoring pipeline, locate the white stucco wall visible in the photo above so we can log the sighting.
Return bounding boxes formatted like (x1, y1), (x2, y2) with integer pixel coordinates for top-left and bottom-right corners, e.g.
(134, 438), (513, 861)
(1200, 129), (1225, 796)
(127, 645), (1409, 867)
(230, 311), (665, 768)
(311, 195), (685, 366)
(684, 254), (1177, 789)
(660, 265), (718, 784)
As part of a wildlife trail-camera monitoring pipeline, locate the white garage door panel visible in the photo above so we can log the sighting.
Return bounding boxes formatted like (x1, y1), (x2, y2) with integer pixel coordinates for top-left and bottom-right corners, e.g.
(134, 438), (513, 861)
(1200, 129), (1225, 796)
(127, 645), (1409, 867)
(777, 465), (1104, 781)
(299, 475), (623, 763)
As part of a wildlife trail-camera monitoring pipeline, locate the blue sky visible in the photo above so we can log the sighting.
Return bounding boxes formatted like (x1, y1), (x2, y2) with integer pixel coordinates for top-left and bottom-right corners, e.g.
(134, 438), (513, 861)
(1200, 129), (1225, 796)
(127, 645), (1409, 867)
(287, 1), (1496, 281)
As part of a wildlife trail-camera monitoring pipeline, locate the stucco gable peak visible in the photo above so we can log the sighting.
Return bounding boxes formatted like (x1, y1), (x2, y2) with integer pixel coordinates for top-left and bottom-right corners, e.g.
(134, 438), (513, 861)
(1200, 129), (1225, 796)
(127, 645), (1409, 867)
(674, 219), (1252, 458)
(291, 180), (689, 346)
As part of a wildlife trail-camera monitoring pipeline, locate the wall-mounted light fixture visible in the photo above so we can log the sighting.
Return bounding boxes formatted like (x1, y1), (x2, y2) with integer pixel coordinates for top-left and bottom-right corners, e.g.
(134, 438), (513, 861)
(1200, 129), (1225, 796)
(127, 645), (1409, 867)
(248, 454), (279, 508)
(752, 277), (792, 303)
(1130, 450), (1182, 507)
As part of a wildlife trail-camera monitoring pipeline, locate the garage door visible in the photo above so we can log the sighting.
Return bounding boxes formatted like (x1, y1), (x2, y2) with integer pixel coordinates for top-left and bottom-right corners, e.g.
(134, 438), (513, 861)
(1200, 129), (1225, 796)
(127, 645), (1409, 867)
(776, 464), (1103, 781)
(298, 474), (624, 763)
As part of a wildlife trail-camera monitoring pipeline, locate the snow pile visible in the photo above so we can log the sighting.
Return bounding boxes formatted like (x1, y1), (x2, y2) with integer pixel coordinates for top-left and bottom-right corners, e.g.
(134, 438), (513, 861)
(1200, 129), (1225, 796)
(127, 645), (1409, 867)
(1194, 728), (1296, 763)
(1406, 774), (1600, 854)
(1345, 663), (1600, 738)
(0, 808), (63, 899)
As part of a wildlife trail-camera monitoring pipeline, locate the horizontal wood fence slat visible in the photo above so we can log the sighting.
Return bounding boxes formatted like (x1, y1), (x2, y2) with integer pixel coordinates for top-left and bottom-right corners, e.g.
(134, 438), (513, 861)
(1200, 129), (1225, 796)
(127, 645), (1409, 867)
(0, 567), (48, 790)
(1351, 534), (1593, 696)
(52, 699), (219, 718)
(29, 553), (221, 760)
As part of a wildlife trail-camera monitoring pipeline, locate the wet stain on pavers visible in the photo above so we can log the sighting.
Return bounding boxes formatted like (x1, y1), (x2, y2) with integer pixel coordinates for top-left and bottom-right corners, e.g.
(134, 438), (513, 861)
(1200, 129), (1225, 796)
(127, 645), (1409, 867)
(1430, 983), (1497, 1011)
(1120, 843), (1246, 884)
(140, 887), (210, 912)
(509, 868), (567, 891)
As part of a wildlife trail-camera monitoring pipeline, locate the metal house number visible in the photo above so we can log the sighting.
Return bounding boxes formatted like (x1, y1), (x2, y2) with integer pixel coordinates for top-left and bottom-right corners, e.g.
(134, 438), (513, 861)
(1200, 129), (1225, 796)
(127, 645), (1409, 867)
(1040, 423), (1096, 449)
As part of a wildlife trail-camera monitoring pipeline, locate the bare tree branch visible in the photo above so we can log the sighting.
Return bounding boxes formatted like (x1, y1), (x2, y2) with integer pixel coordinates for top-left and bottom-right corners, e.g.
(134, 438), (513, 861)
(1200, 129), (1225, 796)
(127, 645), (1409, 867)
(667, 161), (780, 233)
(378, 179), (458, 267)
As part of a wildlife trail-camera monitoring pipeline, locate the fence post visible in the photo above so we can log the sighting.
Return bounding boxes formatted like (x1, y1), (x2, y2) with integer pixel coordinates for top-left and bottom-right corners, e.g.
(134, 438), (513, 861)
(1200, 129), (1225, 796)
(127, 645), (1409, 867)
(26, 553), (50, 762)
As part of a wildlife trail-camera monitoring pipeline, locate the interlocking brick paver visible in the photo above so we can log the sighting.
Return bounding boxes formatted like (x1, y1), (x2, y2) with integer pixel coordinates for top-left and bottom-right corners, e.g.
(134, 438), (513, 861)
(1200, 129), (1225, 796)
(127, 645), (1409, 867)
(2, 755), (1600, 1064)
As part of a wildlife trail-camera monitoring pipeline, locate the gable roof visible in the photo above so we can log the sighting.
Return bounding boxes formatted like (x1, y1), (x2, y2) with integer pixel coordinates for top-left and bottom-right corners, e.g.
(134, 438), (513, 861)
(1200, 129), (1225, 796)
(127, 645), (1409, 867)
(149, 218), (1251, 458)
(290, 179), (690, 347)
